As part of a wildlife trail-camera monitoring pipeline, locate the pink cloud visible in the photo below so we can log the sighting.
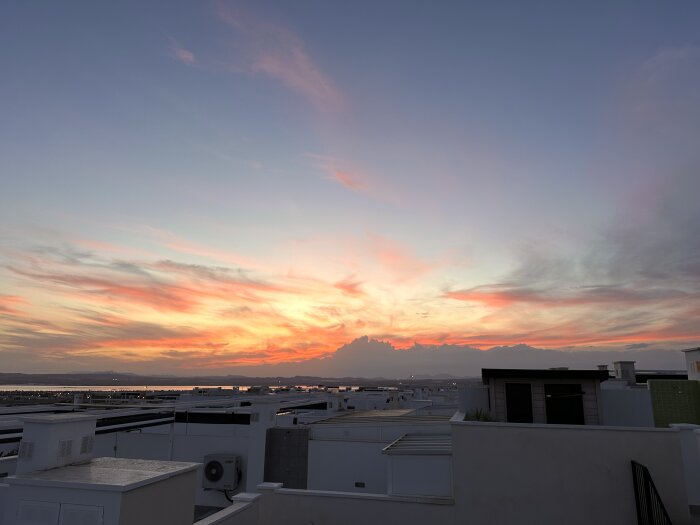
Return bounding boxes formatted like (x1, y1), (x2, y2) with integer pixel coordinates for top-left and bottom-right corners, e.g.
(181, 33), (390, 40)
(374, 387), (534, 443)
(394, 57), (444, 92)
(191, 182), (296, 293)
(367, 232), (433, 282)
(334, 276), (364, 296)
(444, 284), (690, 308)
(0, 295), (27, 317)
(253, 47), (343, 110)
(170, 43), (196, 65)
(215, 2), (343, 111)
(333, 170), (367, 192)
(305, 153), (372, 194)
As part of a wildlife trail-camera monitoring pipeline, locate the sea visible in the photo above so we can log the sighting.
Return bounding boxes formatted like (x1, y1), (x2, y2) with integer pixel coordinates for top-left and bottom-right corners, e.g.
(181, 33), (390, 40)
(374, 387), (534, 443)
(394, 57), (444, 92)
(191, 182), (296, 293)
(0, 385), (252, 392)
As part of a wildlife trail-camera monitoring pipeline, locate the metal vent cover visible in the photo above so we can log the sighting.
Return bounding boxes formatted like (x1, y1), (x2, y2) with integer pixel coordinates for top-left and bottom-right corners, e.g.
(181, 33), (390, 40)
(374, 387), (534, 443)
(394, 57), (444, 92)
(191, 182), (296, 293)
(19, 441), (34, 460)
(57, 439), (73, 459)
(80, 435), (94, 455)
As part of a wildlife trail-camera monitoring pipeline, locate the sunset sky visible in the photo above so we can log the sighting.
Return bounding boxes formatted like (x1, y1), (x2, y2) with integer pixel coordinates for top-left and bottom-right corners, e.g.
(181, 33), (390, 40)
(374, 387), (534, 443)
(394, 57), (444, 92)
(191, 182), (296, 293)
(1, 1), (699, 374)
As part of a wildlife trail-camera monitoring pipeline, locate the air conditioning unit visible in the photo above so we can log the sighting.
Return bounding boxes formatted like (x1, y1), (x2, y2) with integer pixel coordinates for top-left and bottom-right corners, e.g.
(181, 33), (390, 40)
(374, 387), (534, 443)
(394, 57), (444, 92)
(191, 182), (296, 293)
(202, 454), (241, 491)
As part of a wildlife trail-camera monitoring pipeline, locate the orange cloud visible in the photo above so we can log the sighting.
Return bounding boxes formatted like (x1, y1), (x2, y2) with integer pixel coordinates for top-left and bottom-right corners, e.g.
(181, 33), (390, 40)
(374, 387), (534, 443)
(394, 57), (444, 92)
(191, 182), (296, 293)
(0, 295), (27, 317)
(445, 284), (690, 308)
(2, 232), (699, 372)
(334, 276), (364, 296)
(304, 153), (374, 195)
(146, 228), (260, 269)
(334, 170), (367, 192)
(368, 232), (432, 282)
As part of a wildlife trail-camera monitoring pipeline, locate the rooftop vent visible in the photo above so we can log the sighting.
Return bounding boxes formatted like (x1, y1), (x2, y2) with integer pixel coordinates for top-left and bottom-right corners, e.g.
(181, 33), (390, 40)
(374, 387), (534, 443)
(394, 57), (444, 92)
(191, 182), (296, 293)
(16, 413), (97, 475)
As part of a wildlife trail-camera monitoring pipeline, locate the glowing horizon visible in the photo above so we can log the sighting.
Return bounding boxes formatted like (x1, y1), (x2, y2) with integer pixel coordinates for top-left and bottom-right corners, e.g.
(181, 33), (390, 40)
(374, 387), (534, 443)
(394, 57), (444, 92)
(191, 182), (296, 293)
(1, 1), (699, 373)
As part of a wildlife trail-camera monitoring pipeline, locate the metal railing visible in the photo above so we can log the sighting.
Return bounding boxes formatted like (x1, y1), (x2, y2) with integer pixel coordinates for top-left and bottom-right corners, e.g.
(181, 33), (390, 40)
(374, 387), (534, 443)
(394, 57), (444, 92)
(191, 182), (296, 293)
(631, 460), (672, 525)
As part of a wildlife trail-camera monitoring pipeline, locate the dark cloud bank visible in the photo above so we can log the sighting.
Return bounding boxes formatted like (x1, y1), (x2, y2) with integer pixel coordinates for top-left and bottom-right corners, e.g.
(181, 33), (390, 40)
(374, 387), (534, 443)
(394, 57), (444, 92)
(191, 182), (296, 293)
(226, 337), (688, 378)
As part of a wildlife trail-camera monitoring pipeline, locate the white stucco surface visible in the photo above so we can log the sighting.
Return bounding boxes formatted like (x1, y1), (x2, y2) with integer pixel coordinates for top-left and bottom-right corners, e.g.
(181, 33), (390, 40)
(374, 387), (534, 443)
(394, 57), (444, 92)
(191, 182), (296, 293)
(600, 388), (654, 427)
(451, 420), (690, 524)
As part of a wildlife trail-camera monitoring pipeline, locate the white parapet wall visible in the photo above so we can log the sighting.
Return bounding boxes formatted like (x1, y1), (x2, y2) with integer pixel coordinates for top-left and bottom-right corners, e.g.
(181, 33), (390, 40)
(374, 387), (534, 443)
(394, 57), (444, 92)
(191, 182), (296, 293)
(0, 456), (17, 478)
(93, 426), (253, 508)
(256, 482), (455, 525)
(599, 388), (655, 427)
(194, 493), (260, 525)
(450, 417), (691, 524)
(0, 482), (7, 521)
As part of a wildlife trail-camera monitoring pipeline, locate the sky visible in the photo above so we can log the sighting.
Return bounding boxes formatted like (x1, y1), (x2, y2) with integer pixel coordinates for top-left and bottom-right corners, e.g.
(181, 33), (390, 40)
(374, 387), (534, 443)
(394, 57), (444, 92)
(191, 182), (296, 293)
(1, 1), (699, 375)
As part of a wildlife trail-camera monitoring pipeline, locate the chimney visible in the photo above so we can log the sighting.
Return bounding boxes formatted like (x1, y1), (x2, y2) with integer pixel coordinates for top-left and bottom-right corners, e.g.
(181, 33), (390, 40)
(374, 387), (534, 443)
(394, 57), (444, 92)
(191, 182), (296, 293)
(613, 361), (636, 384)
(684, 347), (700, 381)
(16, 413), (97, 475)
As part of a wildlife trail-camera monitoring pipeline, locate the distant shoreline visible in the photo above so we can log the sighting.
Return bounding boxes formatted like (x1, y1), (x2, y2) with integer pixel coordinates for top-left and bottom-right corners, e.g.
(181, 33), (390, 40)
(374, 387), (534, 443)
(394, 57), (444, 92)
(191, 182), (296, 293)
(0, 372), (468, 388)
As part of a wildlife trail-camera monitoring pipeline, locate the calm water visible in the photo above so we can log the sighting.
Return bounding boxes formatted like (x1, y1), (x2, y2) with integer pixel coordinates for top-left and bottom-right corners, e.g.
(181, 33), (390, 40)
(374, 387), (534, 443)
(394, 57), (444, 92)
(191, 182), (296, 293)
(0, 385), (252, 392)
(0, 385), (358, 392)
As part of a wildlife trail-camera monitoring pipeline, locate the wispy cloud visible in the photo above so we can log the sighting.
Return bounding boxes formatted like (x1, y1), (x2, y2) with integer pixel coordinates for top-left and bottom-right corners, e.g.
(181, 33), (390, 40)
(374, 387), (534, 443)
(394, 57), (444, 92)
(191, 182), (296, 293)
(334, 276), (364, 296)
(367, 232), (432, 282)
(165, 34), (197, 66)
(0, 236), (375, 369)
(628, 44), (700, 156)
(305, 153), (372, 194)
(442, 164), (700, 350)
(200, 1), (344, 111)
(0, 295), (27, 317)
(333, 170), (367, 192)
(445, 284), (691, 308)
(171, 44), (196, 66)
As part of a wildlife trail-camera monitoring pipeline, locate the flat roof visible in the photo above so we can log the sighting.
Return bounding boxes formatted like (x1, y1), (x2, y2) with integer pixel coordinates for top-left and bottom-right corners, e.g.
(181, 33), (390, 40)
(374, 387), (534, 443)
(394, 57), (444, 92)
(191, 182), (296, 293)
(382, 434), (452, 455)
(313, 409), (450, 425)
(636, 372), (688, 383)
(20, 413), (98, 424)
(7, 457), (198, 492)
(482, 368), (609, 382)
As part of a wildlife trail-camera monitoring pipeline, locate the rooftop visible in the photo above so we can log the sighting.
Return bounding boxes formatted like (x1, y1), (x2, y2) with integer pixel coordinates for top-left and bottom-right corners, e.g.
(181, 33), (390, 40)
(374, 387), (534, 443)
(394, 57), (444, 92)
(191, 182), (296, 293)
(382, 433), (452, 455)
(313, 409), (450, 425)
(7, 457), (198, 491)
(481, 368), (610, 382)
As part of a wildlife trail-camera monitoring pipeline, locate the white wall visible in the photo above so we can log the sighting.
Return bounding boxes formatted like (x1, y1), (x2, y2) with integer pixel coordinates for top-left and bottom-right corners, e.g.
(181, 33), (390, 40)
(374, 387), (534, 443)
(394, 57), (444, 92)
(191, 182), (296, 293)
(388, 455), (452, 497)
(4, 467), (196, 525)
(345, 393), (395, 410)
(0, 483), (7, 522)
(117, 432), (172, 460)
(307, 421), (450, 494)
(0, 456), (17, 477)
(256, 483), (455, 525)
(194, 494), (260, 525)
(308, 440), (388, 493)
(686, 349), (700, 381)
(674, 425), (700, 509)
(600, 388), (654, 427)
(310, 421), (450, 442)
(451, 419), (691, 524)
(95, 430), (250, 507)
(4, 483), (122, 525)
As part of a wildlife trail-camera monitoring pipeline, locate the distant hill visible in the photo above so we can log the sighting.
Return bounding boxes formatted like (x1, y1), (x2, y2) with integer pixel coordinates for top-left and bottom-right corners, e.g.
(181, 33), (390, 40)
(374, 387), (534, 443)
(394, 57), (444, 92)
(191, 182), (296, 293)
(0, 371), (465, 387)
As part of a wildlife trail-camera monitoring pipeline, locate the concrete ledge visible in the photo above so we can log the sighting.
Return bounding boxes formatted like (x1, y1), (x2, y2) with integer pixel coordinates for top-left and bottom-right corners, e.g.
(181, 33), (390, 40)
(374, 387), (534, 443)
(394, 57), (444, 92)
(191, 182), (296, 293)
(451, 415), (679, 433)
(259, 484), (454, 505)
(232, 493), (261, 503)
(194, 500), (258, 525)
(257, 482), (282, 491)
